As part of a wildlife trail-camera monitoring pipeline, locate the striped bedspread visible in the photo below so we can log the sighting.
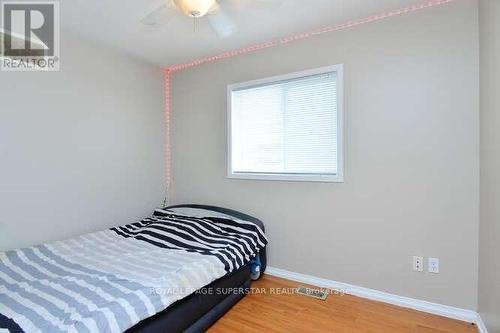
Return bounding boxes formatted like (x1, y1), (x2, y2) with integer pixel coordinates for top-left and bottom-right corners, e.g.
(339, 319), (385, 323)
(0, 210), (267, 333)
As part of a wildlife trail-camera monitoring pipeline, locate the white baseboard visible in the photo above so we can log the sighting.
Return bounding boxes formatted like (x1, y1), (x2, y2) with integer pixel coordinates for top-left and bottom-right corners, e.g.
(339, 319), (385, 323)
(475, 313), (489, 333)
(266, 266), (482, 328)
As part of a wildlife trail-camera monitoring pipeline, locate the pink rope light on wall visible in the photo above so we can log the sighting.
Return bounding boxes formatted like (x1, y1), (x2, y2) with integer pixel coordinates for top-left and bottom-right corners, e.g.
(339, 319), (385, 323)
(167, 0), (456, 72)
(162, 0), (458, 194)
(163, 69), (172, 202)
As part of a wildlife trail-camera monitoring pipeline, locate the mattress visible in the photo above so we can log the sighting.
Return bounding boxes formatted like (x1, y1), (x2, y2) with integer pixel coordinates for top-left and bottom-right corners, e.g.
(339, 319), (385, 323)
(127, 263), (251, 333)
(126, 205), (268, 333)
(0, 206), (267, 333)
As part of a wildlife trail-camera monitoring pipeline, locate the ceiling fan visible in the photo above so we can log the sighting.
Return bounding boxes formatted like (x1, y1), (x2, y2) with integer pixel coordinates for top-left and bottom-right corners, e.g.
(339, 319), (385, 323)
(141, 0), (282, 38)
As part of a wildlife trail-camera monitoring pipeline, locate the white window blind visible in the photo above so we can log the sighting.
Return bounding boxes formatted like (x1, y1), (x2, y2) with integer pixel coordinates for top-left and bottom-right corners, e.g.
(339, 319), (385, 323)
(228, 65), (344, 182)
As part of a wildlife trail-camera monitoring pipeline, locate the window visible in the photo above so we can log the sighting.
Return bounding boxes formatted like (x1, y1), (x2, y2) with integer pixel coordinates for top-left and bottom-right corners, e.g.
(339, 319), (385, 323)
(227, 65), (344, 182)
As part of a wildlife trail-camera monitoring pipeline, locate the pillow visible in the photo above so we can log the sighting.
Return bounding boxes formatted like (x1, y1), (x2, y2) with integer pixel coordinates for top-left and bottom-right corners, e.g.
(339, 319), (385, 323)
(153, 205), (266, 234)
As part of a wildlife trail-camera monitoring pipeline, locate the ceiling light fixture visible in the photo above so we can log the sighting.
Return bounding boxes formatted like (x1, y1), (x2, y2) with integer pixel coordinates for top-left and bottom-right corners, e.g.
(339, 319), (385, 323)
(173, 0), (216, 18)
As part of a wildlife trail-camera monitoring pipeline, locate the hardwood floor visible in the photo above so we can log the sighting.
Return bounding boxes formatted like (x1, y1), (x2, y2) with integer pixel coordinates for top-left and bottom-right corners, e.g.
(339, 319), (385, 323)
(209, 275), (478, 333)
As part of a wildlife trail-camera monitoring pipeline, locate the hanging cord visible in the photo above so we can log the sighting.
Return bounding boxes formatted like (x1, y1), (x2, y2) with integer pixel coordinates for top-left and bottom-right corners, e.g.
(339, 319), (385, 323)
(162, 184), (169, 208)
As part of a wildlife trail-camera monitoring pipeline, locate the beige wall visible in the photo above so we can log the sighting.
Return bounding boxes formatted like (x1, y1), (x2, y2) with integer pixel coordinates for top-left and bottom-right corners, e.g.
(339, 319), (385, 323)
(479, 0), (500, 331)
(0, 30), (165, 251)
(170, 1), (479, 309)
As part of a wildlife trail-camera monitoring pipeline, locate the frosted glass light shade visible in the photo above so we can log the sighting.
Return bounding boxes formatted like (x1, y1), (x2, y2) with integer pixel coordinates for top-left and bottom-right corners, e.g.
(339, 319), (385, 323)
(173, 0), (216, 17)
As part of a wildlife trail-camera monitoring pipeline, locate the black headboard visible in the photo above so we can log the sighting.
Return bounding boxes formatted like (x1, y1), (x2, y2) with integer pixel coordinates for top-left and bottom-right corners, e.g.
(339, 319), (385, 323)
(165, 204), (267, 274)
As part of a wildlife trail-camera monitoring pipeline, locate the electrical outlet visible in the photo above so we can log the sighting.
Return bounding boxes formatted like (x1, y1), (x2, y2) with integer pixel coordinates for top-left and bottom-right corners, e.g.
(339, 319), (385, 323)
(413, 256), (424, 272)
(428, 257), (440, 273)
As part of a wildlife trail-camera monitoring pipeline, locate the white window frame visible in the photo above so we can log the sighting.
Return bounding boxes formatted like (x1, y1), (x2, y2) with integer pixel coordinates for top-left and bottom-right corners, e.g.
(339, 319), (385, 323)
(226, 64), (344, 183)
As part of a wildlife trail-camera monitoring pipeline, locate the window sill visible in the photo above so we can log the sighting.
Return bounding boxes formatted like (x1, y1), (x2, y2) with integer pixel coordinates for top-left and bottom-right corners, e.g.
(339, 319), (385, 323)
(227, 172), (344, 183)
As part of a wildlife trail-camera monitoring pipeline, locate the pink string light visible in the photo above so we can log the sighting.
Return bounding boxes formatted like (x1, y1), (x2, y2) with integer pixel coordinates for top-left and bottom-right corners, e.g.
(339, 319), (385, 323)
(166, 0), (456, 72)
(162, 0), (458, 192)
(163, 69), (172, 198)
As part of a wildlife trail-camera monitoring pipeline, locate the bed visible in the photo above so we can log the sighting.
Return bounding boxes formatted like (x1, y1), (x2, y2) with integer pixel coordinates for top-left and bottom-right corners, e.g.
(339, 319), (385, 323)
(0, 204), (267, 333)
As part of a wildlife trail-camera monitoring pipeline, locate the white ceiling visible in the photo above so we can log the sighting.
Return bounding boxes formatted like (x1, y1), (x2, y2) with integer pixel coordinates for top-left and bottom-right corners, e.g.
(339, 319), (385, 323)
(61, 0), (426, 68)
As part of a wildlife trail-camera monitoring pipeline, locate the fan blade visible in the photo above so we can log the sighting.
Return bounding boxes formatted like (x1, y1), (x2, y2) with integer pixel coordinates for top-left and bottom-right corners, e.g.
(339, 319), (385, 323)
(141, 1), (176, 27)
(207, 8), (236, 38)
